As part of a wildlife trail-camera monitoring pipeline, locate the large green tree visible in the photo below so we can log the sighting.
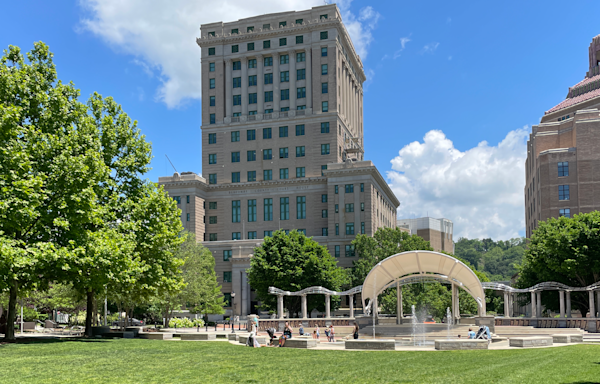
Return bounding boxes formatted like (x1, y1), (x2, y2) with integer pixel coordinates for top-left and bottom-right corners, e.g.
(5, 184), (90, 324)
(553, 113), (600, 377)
(518, 212), (600, 316)
(248, 230), (349, 317)
(454, 237), (526, 280)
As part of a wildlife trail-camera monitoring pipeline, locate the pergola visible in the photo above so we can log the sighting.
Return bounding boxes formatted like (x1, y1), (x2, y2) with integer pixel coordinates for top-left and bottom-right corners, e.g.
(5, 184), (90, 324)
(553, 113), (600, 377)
(268, 286), (362, 319)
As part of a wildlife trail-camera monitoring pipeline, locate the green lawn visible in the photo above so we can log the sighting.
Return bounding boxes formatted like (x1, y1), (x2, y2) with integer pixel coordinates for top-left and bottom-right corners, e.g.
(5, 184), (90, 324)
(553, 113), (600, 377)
(1, 339), (599, 383)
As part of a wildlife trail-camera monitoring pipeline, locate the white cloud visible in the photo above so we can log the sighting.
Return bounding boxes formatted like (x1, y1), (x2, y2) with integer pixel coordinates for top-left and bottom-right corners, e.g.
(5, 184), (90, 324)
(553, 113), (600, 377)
(81, 0), (379, 108)
(421, 42), (440, 54)
(387, 128), (529, 240)
(400, 36), (411, 50)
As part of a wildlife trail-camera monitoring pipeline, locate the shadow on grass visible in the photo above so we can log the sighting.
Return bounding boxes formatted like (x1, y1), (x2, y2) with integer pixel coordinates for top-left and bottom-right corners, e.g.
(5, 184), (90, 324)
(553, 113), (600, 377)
(1, 337), (110, 346)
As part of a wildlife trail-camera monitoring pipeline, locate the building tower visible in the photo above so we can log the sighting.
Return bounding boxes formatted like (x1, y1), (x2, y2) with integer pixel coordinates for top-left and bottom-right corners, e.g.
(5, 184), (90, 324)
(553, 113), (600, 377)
(525, 35), (600, 237)
(159, 4), (399, 317)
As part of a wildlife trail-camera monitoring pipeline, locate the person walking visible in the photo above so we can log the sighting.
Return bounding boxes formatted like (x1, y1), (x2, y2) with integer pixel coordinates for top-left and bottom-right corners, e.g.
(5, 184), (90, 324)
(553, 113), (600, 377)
(315, 324), (320, 341)
(329, 324), (335, 342)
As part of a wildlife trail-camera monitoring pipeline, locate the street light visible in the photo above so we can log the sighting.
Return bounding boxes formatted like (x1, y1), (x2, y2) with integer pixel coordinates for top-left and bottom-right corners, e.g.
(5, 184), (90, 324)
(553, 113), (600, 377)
(231, 291), (236, 333)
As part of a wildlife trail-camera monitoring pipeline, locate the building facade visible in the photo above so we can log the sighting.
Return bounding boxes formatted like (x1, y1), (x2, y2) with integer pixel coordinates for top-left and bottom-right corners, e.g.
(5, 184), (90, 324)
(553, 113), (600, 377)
(159, 5), (400, 317)
(396, 217), (454, 254)
(525, 35), (600, 237)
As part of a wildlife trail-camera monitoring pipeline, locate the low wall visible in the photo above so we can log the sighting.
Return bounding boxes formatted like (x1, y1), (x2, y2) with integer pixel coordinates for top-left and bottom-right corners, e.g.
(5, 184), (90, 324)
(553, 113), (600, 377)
(551, 334), (583, 343)
(509, 337), (553, 348)
(434, 339), (488, 350)
(258, 319), (351, 331)
(181, 333), (215, 341)
(345, 339), (395, 350)
(495, 318), (599, 333)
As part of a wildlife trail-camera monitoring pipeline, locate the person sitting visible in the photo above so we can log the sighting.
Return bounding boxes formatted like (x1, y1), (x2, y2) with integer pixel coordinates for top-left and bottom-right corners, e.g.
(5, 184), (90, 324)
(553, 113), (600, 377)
(468, 328), (476, 339)
(299, 324), (304, 336)
(352, 322), (359, 340)
(279, 322), (293, 347)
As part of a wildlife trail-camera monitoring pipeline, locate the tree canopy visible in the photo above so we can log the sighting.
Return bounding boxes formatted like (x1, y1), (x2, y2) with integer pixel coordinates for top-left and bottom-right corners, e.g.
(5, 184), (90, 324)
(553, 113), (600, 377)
(454, 237), (526, 280)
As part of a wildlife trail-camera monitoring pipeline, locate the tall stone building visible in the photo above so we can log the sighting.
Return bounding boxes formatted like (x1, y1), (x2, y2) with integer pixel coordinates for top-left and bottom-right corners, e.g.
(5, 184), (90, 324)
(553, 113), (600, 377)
(159, 5), (399, 317)
(525, 35), (600, 237)
(396, 217), (454, 254)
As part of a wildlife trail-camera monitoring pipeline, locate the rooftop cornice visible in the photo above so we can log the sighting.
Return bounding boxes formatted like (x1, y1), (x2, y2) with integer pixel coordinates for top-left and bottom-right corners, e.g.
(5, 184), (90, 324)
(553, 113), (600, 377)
(206, 176), (327, 191)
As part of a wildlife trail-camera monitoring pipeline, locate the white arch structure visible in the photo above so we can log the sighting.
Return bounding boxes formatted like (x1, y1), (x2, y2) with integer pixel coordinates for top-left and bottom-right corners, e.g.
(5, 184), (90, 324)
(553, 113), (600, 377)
(361, 251), (487, 317)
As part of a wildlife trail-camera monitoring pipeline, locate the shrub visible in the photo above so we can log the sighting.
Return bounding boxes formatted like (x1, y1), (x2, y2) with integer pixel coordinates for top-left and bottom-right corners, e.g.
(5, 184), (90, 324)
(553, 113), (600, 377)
(192, 318), (205, 327)
(168, 317), (194, 328)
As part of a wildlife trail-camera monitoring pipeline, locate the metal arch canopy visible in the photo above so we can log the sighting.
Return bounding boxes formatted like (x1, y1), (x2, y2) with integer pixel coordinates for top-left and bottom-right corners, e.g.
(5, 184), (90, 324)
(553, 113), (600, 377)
(361, 250), (486, 314)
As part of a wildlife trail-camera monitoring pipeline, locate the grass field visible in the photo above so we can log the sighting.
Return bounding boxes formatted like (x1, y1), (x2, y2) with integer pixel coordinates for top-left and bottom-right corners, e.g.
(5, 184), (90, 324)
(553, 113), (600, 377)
(1, 339), (599, 383)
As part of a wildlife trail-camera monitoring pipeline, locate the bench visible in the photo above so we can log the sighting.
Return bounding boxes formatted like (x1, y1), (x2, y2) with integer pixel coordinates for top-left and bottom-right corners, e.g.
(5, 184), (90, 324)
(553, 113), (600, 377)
(345, 340), (396, 350)
(552, 334), (583, 343)
(434, 339), (489, 350)
(139, 332), (174, 340)
(238, 335), (267, 345)
(509, 337), (553, 348)
(102, 331), (134, 339)
(181, 333), (216, 341)
(125, 327), (143, 337)
(281, 338), (317, 348)
(228, 333), (239, 341)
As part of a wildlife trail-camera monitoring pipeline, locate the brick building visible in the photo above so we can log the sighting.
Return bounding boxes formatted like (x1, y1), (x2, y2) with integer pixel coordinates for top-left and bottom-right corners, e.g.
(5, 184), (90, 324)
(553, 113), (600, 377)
(396, 217), (454, 254)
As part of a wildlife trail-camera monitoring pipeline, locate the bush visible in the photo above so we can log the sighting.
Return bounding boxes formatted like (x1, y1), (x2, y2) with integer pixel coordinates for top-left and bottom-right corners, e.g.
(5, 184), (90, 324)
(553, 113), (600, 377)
(168, 317), (194, 328)
(192, 318), (205, 327)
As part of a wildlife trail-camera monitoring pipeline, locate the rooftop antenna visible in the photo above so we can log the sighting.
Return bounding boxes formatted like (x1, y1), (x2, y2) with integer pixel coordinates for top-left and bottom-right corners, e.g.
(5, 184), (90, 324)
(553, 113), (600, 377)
(165, 154), (178, 174)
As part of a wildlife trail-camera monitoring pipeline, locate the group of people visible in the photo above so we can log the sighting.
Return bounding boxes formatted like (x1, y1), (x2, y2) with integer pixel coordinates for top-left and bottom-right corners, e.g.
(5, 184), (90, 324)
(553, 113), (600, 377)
(254, 321), (360, 347)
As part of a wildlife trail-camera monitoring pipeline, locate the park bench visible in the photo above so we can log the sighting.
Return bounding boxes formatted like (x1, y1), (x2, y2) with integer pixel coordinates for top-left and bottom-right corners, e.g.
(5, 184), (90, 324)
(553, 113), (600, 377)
(509, 337), (553, 347)
(180, 333), (216, 341)
(280, 338), (317, 348)
(434, 339), (489, 350)
(551, 334), (583, 343)
(139, 332), (173, 340)
(345, 339), (396, 350)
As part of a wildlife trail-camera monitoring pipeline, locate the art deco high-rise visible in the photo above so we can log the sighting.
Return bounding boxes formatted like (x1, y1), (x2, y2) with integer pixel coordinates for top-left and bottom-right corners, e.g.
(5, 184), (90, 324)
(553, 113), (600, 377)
(159, 4), (399, 316)
(525, 35), (600, 237)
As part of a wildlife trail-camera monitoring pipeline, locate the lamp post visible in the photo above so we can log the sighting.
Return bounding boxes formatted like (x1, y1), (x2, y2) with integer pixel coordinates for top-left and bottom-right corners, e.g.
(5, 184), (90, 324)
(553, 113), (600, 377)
(231, 291), (236, 333)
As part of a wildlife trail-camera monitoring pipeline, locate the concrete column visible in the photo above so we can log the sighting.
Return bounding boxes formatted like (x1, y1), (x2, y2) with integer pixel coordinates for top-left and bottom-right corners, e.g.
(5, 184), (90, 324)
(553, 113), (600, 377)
(225, 59), (232, 118)
(325, 294), (331, 319)
(396, 283), (402, 325)
(305, 47), (312, 111)
(597, 291), (600, 318)
(566, 291), (572, 318)
(241, 271), (248, 316)
(559, 290), (565, 318)
(289, 50), (296, 110)
(531, 292), (536, 318)
(257, 54), (264, 114)
(589, 291), (596, 318)
(277, 295), (284, 319)
(536, 292), (542, 318)
(241, 57), (248, 115)
(509, 293), (514, 317)
(273, 53), (280, 112)
(504, 292), (510, 317)
(301, 295), (307, 319)
(349, 294), (354, 318)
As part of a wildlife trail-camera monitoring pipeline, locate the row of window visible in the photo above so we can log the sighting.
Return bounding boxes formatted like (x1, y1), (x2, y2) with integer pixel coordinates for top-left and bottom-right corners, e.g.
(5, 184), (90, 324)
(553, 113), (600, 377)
(208, 32), (329, 56)
(208, 15), (328, 37)
(208, 123), (330, 144)
(208, 64), (329, 87)
(208, 221), (364, 242)
(209, 145), (330, 165)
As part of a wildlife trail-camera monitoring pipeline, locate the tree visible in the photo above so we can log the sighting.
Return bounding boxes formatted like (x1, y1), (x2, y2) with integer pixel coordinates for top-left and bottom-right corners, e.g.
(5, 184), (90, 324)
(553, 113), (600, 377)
(454, 237), (526, 279)
(518, 212), (600, 317)
(247, 230), (349, 317)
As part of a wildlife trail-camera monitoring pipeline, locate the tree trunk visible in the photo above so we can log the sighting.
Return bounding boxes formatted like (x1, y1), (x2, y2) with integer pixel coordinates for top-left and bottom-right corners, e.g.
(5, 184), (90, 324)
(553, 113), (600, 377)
(4, 281), (18, 342)
(84, 290), (94, 337)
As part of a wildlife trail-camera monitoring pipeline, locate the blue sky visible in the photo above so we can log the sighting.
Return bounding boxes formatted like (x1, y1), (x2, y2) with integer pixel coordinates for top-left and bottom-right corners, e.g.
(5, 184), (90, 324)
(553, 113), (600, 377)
(2, 0), (598, 240)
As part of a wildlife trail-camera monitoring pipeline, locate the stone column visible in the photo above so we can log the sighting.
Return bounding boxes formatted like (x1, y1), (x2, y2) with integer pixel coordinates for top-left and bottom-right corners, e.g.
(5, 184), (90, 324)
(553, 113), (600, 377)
(509, 293), (514, 317)
(301, 295), (307, 319)
(504, 291), (510, 317)
(566, 291), (572, 318)
(241, 271), (248, 316)
(257, 54), (264, 114)
(225, 59), (232, 118)
(277, 295), (284, 319)
(325, 294), (331, 319)
(536, 291), (542, 318)
(589, 291), (596, 318)
(530, 291), (536, 318)
(289, 50), (296, 110)
(349, 294), (354, 318)
(241, 57), (248, 116)
(597, 291), (600, 318)
(559, 290), (565, 318)
(396, 283), (402, 325)
(305, 47), (312, 111)
(273, 53), (280, 112)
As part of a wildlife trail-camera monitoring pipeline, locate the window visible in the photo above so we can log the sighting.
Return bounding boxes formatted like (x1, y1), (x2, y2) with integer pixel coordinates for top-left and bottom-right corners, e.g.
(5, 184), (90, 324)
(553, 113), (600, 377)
(232, 61), (241, 70)
(281, 107), (289, 112)
(264, 169), (272, 181)
(233, 95), (241, 105)
(297, 196), (306, 219)
(345, 244), (355, 257)
(245, 129), (256, 142)
(296, 35), (303, 44)
(232, 45), (239, 53)
(264, 56), (273, 66)
(264, 231), (273, 237)
(321, 47), (327, 56)
(296, 167), (305, 178)
(322, 194), (328, 203)
(231, 28), (239, 34)
(297, 87), (306, 99)
(223, 272), (232, 283)
(280, 54), (289, 64)
(322, 101), (328, 112)
(209, 62), (215, 72)
(248, 231), (257, 239)
(361, 222), (365, 234)
(335, 223), (339, 235)
(232, 200), (241, 222)
(321, 165), (327, 176)
(280, 197), (289, 220)
(233, 77), (241, 88)
(208, 154), (217, 164)
(321, 144), (330, 155)
(360, 183), (364, 192)
(264, 198), (273, 221)
(321, 64), (328, 75)
(249, 93), (257, 104)
(280, 168), (289, 179)
(294, 125), (305, 136)
(247, 42), (255, 51)
(279, 126), (288, 137)
(559, 208), (571, 218)
(249, 110), (257, 115)
(335, 245), (340, 257)
(209, 233), (218, 241)
(345, 184), (354, 193)
(280, 71), (289, 82)
(263, 149), (272, 160)
(297, 69), (305, 80)
(231, 152), (240, 162)
(296, 52), (305, 62)
(558, 162), (569, 177)
(559, 185), (570, 200)
(279, 38), (287, 46)
(223, 250), (232, 261)
(281, 89), (290, 100)
(320, 31), (328, 40)
(322, 209), (328, 218)
(231, 172), (240, 183)
(248, 199), (257, 222)
(186, 195), (190, 204)
(248, 75), (257, 86)
(361, 202), (364, 211)
(335, 204), (339, 213)
(209, 96), (216, 106)
(209, 78), (215, 89)
(335, 185), (338, 194)
(265, 91), (273, 102)
(173, 196), (181, 204)
(209, 202), (217, 209)
(208, 134), (217, 146)
(208, 31), (216, 36)
(264, 73), (273, 84)
(263, 40), (271, 49)
(320, 14), (328, 19)
(247, 150), (256, 161)
(322, 228), (328, 236)
(297, 105), (306, 110)
(209, 216), (217, 224)
(295, 19), (303, 25)
(209, 174), (217, 184)
(345, 203), (354, 213)
(279, 21), (287, 27)
(321, 122), (330, 133)
(263, 128), (272, 139)
(320, 83), (329, 95)
(210, 114), (215, 124)
(233, 112), (241, 117)
(232, 232), (241, 240)
(224, 293), (231, 307)
(208, 47), (215, 55)
(279, 147), (288, 158)
(296, 146), (305, 157)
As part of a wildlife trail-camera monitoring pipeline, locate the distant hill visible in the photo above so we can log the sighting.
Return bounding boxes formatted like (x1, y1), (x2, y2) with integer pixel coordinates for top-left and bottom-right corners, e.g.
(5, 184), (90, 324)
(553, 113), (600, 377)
(454, 237), (526, 281)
